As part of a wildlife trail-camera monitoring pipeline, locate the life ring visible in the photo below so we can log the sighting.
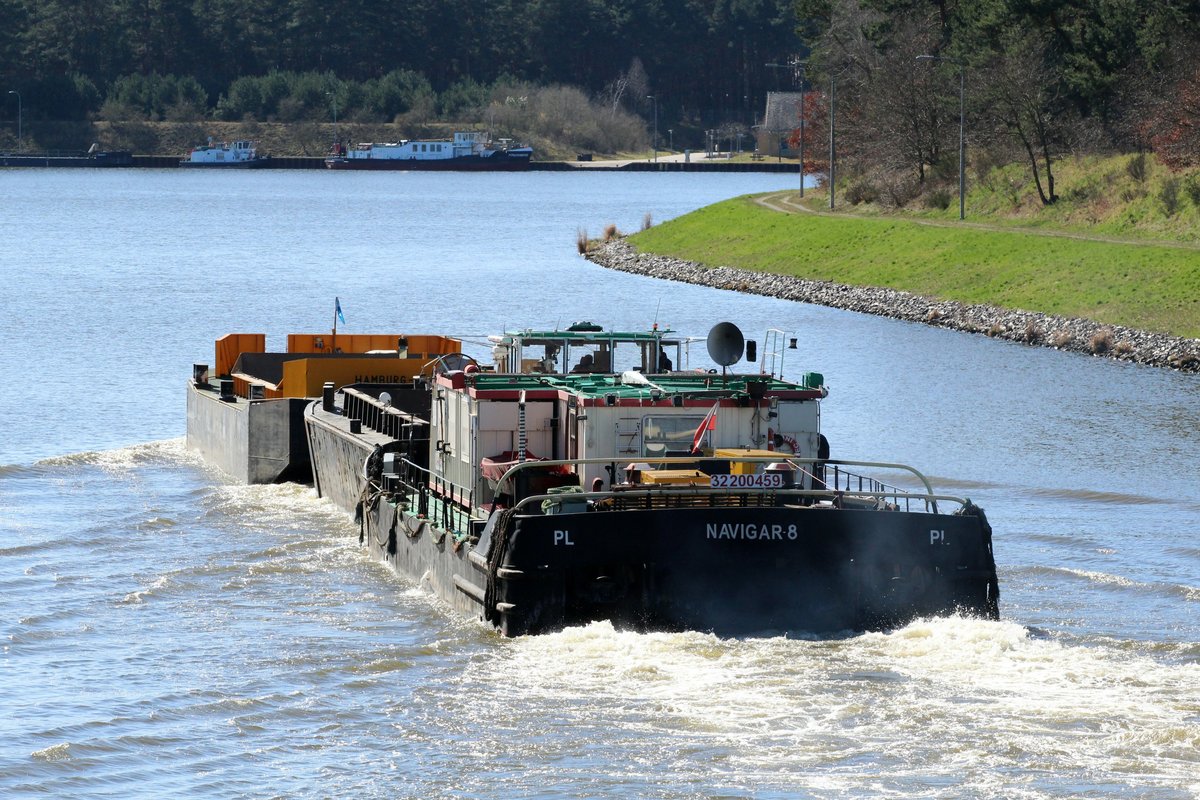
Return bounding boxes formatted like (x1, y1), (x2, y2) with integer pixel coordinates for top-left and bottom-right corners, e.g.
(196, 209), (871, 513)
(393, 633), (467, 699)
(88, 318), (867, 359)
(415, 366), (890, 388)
(767, 427), (799, 454)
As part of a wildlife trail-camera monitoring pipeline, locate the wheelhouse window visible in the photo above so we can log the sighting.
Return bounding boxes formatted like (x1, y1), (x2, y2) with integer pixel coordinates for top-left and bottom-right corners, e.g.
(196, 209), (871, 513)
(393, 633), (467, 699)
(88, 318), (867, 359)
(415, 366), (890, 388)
(641, 415), (705, 457)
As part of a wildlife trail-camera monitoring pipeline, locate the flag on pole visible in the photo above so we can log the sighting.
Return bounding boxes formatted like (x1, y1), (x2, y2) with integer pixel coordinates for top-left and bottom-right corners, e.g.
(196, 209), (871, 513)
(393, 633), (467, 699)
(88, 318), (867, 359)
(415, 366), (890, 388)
(335, 297), (346, 325)
(690, 403), (719, 454)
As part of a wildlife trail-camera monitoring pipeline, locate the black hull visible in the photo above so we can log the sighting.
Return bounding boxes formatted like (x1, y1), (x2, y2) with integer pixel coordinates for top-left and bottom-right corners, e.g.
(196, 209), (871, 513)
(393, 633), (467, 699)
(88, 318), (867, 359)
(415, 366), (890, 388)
(306, 402), (1000, 637)
(360, 496), (999, 638)
(1, 151), (133, 167)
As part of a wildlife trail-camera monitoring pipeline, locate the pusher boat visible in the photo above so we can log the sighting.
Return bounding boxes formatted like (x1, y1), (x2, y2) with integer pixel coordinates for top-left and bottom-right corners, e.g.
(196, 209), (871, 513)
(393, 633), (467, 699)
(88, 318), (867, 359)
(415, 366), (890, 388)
(300, 322), (1000, 637)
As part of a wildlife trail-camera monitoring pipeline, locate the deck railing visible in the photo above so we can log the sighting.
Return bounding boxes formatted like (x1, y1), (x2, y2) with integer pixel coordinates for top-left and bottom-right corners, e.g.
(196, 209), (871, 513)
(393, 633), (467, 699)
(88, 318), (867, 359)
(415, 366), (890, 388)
(342, 387), (427, 441)
(365, 447), (963, 539)
(510, 488), (968, 515)
(375, 455), (477, 542)
(493, 455), (955, 515)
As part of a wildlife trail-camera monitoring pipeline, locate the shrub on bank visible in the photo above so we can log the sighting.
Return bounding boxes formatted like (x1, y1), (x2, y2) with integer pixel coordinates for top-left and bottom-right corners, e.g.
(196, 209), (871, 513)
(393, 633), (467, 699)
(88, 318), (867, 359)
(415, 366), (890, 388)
(924, 188), (953, 211)
(102, 73), (208, 121)
(845, 181), (879, 205)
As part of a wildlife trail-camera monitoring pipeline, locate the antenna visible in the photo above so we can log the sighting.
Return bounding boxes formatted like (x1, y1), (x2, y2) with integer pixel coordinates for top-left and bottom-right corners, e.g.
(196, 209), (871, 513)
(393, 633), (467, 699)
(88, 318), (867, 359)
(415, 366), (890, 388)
(653, 298), (662, 328)
(706, 322), (745, 367)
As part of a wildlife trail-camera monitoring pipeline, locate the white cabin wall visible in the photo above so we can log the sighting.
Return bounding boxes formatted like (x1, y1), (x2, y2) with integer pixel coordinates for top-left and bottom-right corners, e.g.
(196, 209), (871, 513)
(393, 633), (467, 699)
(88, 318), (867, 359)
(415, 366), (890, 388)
(433, 391), (474, 493)
(535, 399), (822, 490)
(724, 408), (750, 451)
(472, 398), (554, 460)
(776, 401), (819, 459)
(436, 394), (561, 503)
(477, 401), (518, 457)
(581, 407), (657, 488)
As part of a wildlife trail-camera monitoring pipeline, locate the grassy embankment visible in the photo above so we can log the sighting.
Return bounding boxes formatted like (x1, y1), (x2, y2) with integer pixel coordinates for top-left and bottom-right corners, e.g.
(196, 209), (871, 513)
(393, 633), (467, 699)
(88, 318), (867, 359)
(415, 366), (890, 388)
(627, 154), (1200, 339)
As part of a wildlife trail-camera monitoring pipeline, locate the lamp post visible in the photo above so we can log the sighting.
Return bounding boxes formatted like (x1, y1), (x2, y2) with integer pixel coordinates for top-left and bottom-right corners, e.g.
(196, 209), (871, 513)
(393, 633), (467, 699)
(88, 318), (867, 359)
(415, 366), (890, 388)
(646, 95), (657, 162)
(668, 129), (673, 152)
(828, 73), (837, 209)
(326, 91), (338, 147)
(7, 90), (20, 151)
(798, 66), (806, 196)
(766, 61), (807, 196)
(917, 54), (966, 220)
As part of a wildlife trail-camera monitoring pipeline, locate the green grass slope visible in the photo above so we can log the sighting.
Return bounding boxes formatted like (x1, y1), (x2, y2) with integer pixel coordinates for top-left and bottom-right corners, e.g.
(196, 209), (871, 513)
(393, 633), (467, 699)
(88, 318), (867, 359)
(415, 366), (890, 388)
(630, 195), (1200, 339)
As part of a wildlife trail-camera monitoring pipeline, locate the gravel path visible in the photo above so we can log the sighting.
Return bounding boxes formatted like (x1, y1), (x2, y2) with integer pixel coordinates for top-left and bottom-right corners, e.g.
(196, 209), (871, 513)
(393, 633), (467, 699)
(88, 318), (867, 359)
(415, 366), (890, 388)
(584, 239), (1200, 373)
(754, 191), (1200, 250)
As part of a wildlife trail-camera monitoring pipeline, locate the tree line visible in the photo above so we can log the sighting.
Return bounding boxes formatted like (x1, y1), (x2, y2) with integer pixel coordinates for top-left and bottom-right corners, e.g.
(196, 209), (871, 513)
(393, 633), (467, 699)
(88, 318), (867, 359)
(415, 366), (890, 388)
(0, 0), (799, 135)
(3, 0), (1198, 181)
(793, 0), (1200, 205)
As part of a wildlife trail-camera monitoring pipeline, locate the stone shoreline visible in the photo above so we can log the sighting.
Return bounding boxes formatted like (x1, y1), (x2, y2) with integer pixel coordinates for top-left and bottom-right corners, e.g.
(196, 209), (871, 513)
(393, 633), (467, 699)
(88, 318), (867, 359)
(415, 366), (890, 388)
(585, 239), (1200, 373)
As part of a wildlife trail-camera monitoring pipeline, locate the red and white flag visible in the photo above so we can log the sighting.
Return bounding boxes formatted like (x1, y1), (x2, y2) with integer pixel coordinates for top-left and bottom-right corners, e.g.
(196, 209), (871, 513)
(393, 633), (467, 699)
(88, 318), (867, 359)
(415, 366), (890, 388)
(690, 403), (719, 453)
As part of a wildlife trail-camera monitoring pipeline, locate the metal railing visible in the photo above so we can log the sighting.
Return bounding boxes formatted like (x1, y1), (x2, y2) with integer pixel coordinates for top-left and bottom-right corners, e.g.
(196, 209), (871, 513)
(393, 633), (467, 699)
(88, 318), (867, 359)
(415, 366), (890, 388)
(760, 328), (789, 377)
(494, 455), (955, 514)
(342, 387), (426, 440)
(511, 487), (966, 515)
(375, 455), (478, 541)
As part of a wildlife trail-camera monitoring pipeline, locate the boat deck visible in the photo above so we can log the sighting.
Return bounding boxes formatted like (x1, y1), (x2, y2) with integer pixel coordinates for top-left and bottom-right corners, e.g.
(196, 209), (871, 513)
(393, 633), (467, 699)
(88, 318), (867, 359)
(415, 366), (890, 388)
(462, 370), (825, 400)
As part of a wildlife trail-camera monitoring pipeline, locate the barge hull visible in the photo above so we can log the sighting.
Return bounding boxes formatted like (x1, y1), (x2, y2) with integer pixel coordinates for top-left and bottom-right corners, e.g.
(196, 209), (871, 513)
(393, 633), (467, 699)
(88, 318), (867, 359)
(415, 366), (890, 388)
(1, 152), (133, 167)
(186, 381), (311, 484)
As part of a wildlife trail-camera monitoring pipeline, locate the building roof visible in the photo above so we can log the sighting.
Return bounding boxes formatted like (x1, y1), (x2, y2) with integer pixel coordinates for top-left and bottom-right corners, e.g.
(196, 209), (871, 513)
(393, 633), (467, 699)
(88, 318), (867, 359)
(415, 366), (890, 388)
(762, 92), (803, 132)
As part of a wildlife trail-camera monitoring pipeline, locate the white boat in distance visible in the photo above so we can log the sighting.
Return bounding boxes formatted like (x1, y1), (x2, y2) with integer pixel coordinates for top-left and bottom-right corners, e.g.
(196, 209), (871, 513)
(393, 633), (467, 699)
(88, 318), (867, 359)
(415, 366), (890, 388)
(179, 139), (271, 168)
(325, 131), (533, 171)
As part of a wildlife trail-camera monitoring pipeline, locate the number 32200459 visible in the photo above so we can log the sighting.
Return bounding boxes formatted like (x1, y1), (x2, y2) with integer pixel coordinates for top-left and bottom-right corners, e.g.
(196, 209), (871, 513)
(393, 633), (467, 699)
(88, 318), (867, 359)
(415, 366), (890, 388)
(710, 473), (783, 489)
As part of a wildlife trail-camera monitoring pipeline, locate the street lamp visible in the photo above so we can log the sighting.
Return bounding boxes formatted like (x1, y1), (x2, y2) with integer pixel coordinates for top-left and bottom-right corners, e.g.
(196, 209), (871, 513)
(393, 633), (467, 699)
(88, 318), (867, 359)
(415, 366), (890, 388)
(7, 90), (20, 151)
(325, 91), (338, 146)
(917, 54), (966, 220)
(668, 129), (673, 152)
(646, 95), (658, 162)
(828, 73), (837, 209)
(767, 61), (807, 196)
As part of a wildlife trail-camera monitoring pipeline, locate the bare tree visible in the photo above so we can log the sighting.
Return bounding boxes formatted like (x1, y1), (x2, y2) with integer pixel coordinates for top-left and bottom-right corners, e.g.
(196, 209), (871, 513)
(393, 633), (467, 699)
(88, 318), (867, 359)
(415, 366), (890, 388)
(599, 73), (630, 117)
(598, 58), (650, 118)
(980, 33), (1078, 205)
(818, 0), (883, 80)
(802, 1), (949, 187)
(717, 120), (749, 154)
(859, 19), (945, 183)
(1127, 38), (1200, 169)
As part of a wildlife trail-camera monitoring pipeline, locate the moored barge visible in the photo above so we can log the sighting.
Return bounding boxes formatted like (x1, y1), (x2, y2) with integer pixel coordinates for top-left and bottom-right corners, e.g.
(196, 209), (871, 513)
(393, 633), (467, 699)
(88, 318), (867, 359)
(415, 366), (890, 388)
(180, 139), (271, 168)
(1, 147), (132, 167)
(325, 131), (532, 171)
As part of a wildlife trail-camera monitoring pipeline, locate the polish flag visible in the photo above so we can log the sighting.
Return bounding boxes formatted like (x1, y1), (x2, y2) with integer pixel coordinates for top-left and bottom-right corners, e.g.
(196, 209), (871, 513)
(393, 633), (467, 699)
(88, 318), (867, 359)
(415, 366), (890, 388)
(690, 403), (719, 453)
